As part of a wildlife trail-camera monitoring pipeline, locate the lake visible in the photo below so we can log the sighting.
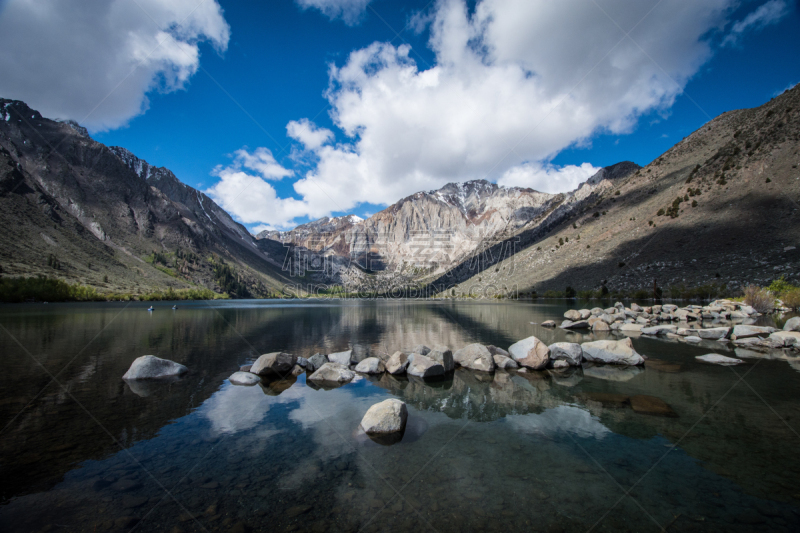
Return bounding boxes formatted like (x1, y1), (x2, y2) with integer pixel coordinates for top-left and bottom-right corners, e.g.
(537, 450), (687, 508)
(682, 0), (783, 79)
(1, 299), (799, 532)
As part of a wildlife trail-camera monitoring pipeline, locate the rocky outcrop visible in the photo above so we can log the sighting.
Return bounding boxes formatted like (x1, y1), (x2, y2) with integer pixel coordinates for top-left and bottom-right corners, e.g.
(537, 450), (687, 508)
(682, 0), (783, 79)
(122, 355), (187, 380)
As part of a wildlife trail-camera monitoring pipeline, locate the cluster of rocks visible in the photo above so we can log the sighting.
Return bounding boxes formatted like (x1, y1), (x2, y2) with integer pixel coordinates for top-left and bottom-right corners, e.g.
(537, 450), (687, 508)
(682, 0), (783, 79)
(552, 301), (800, 355)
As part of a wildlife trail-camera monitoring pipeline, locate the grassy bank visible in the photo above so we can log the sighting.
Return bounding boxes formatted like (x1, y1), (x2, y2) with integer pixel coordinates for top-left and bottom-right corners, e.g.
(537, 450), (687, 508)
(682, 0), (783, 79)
(0, 276), (228, 303)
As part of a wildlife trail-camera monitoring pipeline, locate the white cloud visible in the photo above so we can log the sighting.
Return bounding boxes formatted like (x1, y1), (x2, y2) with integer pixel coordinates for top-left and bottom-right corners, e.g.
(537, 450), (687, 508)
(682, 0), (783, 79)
(0, 0), (229, 132)
(228, 147), (294, 180)
(214, 0), (745, 228)
(722, 0), (789, 46)
(498, 162), (602, 193)
(295, 0), (374, 25)
(287, 119), (335, 150)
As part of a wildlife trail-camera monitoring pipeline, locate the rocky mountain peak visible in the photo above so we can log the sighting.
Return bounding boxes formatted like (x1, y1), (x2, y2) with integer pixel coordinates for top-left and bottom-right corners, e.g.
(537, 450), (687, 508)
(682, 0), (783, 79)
(585, 161), (641, 186)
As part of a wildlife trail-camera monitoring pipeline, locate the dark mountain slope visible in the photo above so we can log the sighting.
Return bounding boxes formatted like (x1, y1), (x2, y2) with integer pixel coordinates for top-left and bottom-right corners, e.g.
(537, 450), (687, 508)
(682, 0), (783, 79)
(0, 99), (293, 296)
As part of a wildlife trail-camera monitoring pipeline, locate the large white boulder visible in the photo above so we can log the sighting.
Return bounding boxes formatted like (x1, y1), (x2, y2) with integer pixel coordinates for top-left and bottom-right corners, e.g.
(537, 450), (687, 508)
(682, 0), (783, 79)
(768, 331), (800, 347)
(508, 337), (550, 370)
(360, 399), (408, 435)
(229, 371), (260, 386)
(564, 309), (582, 321)
(122, 355), (187, 380)
(581, 338), (645, 365)
(548, 343), (582, 366)
(355, 357), (385, 374)
(453, 344), (495, 372)
(250, 352), (297, 377)
(783, 317), (800, 332)
(327, 350), (353, 366)
(308, 363), (355, 383)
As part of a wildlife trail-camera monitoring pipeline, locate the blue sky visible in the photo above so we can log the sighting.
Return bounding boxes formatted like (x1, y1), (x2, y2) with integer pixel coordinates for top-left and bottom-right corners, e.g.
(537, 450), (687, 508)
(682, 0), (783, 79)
(1, 0), (798, 232)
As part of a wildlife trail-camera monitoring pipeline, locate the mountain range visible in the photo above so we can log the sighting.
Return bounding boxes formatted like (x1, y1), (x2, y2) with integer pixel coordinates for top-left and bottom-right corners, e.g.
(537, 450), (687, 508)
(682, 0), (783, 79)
(1, 85), (798, 298)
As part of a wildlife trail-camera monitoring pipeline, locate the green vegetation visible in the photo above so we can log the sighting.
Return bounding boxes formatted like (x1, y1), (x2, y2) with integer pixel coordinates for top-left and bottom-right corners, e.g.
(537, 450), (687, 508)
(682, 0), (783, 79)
(0, 276), (227, 303)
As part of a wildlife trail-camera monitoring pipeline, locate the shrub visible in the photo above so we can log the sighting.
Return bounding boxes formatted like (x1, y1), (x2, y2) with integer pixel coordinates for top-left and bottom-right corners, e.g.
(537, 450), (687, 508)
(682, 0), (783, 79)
(782, 289), (800, 310)
(565, 286), (576, 298)
(743, 285), (774, 313)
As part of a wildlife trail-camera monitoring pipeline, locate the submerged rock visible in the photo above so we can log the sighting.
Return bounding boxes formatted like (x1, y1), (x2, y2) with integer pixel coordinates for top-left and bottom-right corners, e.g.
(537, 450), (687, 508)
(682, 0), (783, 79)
(250, 352), (297, 377)
(581, 338), (645, 365)
(696, 354), (745, 365)
(385, 351), (409, 375)
(229, 371), (260, 386)
(308, 363), (355, 383)
(629, 395), (677, 417)
(122, 355), (187, 380)
(453, 344), (495, 372)
(508, 336), (550, 370)
(355, 357), (385, 374)
(360, 399), (408, 435)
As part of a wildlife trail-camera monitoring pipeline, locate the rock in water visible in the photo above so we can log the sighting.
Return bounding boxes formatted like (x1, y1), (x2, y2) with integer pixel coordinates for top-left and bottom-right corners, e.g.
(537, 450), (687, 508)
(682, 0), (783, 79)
(229, 371), (260, 386)
(428, 345), (454, 372)
(407, 355), (445, 378)
(492, 354), (519, 369)
(327, 350), (353, 366)
(360, 399), (408, 435)
(308, 363), (355, 383)
(561, 320), (590, 329)
(697, 327), (731, 340)
(696, 354), (745, 365)
(508, 337), (550, 370)
(412, 345), (431, 355)
(122, 355), (187, 380)
(592, 321), (610, 332)
(564, 309), (582, 321)
(306, 353), (328, 372)
(355, 357), (385, 374)
(541, 320), (557, 328)
(250, 352), (297, 377)
(581, 338), (645, 365)
(731, 325), (775, 340)
(630, 395), (677, 417)
(784, 317), (800, 332)
(768, 331), (800, 346)
(385, 352), (409, 375)
(548, 343), (582, 366)
(453, 344), (495, 372)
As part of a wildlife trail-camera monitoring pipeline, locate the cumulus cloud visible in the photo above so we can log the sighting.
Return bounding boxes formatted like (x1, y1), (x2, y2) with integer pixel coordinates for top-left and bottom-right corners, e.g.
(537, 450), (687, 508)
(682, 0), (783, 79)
(498, 162), (602, 193)
(0, 0), (229, 132)
(295, 0), (374, 25)
(214, 0), (744, 228)
(287, 119), (335, 150)
(722, 0), (789, 46)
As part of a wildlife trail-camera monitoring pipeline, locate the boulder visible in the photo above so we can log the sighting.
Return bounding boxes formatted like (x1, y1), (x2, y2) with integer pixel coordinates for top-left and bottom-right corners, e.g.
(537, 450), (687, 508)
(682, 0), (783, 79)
(239, 364), (252, 372)
(630, 395), (677, 417)
(306, 353), (328, 373)
(731, 325), (775, 340)
(630, 303), (642, 312)
(228, 371), (260, 386)
(768, 331), (800, 347)
(784, 317), (800, 332)
(407, 354), (445, 378)
(385, 352), (410, 375)
(548, 342), (582, 366)
(355, 357), (385, 374)
(740, 305), (757, 315)
(122, 355), (187, 380)
(428, 345), (455, 372)
(552, 360), (570, 370)
(696, 354), (745, 365)
(564, 309), (582, 321)
(360, 399), (408, 435)
(290, 365), (305, 376)
(308, 363), (355, 383)
(604, 307), (616, 315)
(578, 309), (592, 319)
(493, 354), (519, 369)
(541, 320), (557, 328)
(685, 336), (702, 343)
(592, 321), (610, 332)
(413, 344), (431, 356)
(581, 338), (645, 365)
(590, 307), (604, 316)
(508, 336), (550, 370)
(453, 344), (495, 372)
(327, 350), (353, 366)
(697, 327), (730, 340)
(619, 323), (644, 333)
(641, 325), (678, 336)
(662, 304), (678, 312)
(487, 345), (509, 357)
(296, 357), (308, 368)
(561, 320), (590, 329)
(250, 352), (297, 377)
